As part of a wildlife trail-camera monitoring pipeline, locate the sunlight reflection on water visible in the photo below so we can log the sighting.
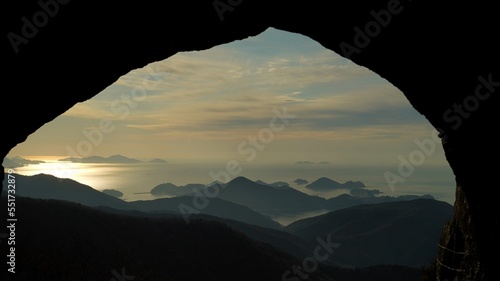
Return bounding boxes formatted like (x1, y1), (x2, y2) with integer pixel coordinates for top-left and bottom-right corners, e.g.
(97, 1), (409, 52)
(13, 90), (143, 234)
(10, 156), (456, 205)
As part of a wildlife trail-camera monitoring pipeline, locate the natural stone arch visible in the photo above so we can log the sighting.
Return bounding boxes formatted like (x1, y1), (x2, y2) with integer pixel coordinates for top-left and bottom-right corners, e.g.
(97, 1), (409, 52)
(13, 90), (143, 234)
(3, 1), (498, 280)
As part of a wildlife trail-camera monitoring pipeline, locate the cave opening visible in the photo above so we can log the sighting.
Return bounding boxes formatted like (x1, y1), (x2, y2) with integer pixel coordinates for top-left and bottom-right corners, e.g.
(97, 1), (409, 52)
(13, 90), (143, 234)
(2, 29), (457, 278)
(4, 1), (499, 279)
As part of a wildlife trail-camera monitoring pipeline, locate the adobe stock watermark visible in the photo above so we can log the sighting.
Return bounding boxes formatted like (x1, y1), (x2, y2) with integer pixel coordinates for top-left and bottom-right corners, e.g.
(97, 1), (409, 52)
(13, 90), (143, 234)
(7, 0), (71, 54)
(50, 64), (161, 179)
(339, 0), (410, 59)
(212, 0), (243, 22)
(442, 73), (499, 130)
(178, 106), (296, 223)
(282, 233), (340, 281)
(384, 129), (441, 191)
(385, 73), (498, 191)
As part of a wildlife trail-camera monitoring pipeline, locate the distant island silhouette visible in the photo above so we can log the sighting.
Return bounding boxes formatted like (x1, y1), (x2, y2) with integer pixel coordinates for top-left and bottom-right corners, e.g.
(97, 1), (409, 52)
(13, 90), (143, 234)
(295, 161), (315, 165)
(294, 178), (309, 185)
(148, 176), (432, 217)
(294, 161), (332, 165)
(58, 154), (167, 164)
(2, 156), (45, 168)
(306, 177), (366, 191)
(102, 189), (124, 198)
(148, 158), (168, 163)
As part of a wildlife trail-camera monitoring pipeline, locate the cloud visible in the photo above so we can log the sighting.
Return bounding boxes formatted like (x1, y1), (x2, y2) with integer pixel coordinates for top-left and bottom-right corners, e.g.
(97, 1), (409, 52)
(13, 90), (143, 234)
(63, 26), (410, 133)
(62, 100), (116, 119)
(12, 27), (444, 165)
(88, 52), (413, 138)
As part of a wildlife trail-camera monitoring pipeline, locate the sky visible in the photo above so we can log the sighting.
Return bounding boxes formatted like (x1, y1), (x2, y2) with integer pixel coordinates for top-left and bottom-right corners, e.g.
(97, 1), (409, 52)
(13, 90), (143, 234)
(8, 27), (449, 169)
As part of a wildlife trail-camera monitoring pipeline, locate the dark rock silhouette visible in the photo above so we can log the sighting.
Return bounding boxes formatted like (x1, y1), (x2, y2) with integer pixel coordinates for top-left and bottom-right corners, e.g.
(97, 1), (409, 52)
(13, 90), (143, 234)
(2, 1), (498, 279)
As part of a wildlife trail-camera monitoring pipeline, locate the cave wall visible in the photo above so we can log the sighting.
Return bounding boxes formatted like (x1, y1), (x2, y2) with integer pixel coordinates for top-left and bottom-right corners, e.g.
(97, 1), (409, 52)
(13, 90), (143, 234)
(3, 0), (498, 279)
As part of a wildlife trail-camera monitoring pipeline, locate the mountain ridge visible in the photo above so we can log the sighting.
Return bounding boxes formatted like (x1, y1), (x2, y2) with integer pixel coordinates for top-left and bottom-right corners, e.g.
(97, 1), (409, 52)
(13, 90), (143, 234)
(2, 173), (445, 275)
(286, 199), (453, 267)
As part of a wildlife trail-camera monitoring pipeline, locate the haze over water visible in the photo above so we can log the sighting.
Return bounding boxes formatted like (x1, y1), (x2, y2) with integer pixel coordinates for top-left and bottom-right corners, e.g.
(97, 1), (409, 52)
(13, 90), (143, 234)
(12, 155), (456, 205)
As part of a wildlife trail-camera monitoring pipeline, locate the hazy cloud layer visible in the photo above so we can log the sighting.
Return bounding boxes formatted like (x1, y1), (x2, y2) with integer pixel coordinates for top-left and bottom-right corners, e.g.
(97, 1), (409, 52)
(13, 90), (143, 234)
(9, 28), (447, 166)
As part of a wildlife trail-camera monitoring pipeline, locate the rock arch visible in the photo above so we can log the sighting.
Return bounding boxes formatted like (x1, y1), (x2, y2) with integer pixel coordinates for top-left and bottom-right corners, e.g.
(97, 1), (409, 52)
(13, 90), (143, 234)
(3, 1), (498, 279)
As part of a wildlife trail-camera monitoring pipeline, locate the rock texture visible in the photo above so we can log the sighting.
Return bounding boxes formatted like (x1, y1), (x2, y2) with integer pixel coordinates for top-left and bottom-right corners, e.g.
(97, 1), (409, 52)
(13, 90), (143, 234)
(3, 0), (498, 279)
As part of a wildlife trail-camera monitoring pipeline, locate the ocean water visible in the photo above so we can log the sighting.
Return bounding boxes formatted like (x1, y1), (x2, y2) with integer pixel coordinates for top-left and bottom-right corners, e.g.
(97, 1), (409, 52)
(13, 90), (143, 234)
(8, 156), (457, 205)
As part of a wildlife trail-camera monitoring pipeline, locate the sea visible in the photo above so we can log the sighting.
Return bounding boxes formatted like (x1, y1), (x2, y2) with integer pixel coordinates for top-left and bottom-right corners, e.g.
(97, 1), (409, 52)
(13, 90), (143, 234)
(7, 156), (456, 205)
